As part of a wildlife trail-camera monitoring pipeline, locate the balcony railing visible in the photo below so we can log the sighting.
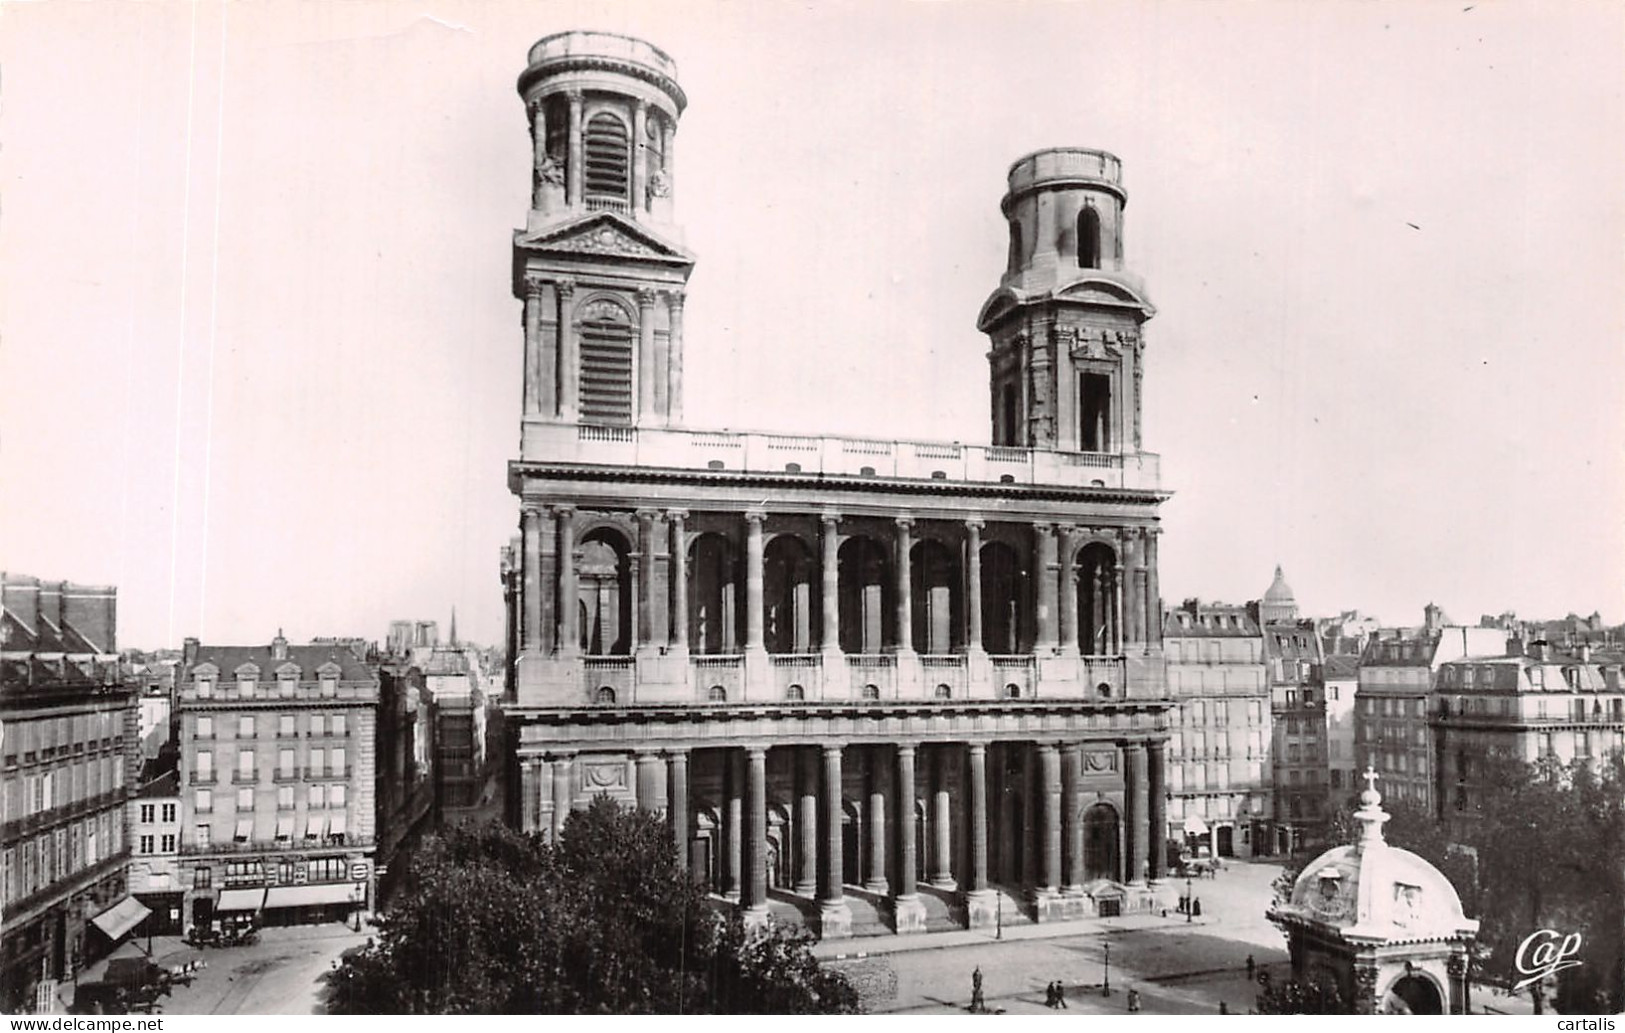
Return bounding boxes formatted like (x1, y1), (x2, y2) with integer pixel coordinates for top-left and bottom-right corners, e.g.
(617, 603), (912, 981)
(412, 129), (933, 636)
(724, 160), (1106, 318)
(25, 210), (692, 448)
(520, 422), (1161, 491)
(180, 836), (374, 857)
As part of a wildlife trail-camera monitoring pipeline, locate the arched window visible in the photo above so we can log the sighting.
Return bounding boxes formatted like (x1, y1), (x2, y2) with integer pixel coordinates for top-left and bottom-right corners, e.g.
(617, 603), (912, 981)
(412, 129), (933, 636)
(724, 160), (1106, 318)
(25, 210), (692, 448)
(577, 299), (635, 424)
(1077, 206), (1101, 268)
(583, 112), (630, 201)
(860, 684), (880, 701)
(1007, 220), (1023, 272)
(707, 685), (727, 702)
(934, 683), (952, 700)
(595, 686), (616, 705)
(786, 683), (805, 702)
(1004, 683), (1021, 699)
(1097, 682), (1113, 699)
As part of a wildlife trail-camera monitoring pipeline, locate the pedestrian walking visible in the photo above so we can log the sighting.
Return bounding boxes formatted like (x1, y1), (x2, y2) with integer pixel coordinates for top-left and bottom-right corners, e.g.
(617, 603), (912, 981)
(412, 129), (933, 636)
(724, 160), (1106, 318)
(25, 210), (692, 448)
(1192, 898), (1202, 917)
(1127, 988), (1141, 1013)
(1220, 1002), (1229, 1014)
(971, 966), (985, 1013)
(1056, 982), (1069, 1009)
(1245, 954), (1255, 980)
(1045, 981), (1057, 1008)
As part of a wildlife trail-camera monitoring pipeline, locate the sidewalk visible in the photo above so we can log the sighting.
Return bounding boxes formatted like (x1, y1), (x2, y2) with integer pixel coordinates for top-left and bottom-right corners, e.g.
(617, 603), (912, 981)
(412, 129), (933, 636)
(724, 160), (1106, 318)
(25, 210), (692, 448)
(813, 909), (1214, 960)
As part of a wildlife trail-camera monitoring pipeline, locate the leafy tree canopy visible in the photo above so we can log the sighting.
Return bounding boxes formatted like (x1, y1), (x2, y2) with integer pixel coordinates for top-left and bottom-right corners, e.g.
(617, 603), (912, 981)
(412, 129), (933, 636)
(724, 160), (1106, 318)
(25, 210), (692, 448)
(329, 797), (860, 1015)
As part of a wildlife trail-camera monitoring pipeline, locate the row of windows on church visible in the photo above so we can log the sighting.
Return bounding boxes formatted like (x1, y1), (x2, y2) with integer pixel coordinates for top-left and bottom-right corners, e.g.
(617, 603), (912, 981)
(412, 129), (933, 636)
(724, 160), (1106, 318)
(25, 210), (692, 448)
(1007, 208), (1107, 272)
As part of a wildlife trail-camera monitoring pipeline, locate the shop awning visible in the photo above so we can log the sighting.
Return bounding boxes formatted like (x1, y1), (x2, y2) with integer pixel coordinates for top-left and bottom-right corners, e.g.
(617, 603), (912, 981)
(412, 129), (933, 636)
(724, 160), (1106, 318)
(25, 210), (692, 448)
(233, 818), (253, 842)
(303, 815), (327, 840)
(216, 887), (266, 912)
(90, 897), (152, 940)
(264, 882), (360, 909)
(1183, 815), (1210, 836)
(275, 815), (295, 840)
(328, 813), (347, 836)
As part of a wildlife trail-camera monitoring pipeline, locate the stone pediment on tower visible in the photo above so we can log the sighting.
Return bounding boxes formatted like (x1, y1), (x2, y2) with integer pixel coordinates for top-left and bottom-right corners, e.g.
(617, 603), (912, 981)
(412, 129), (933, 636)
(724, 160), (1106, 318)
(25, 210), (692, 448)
(977, 273), (1156, 332)
(513, 212), (695, 268)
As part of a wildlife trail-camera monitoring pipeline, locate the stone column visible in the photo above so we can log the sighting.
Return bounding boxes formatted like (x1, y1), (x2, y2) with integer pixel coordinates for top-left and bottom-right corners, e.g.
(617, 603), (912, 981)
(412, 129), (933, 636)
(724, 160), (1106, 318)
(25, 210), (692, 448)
(864, 747), (889, 894)
(636, 751), (663, 813)
(894, 744), (926, 932)
(1145, 529), (1161, 650)
(820, 513), (841, 655)
(1035, 524), (1059, 652)
(745, 746), (769, 918)
(556, 506), (579, 656)
(1121, 741), (1147, 885)
(631, 100), (648, 213)
(818, 744), (852, 937)
(668, 749), (689, 869)
(744, 511), (766, 654)
(930, 746), (955, 888)
(965, 521), (985, 654)
(1112, 562), (1127, 655)
(1062, 743), (1083, 892)
(667, 510), (689, 656)
(528, 98), (547, 209)
(965, 742), (995, 927)
(1059, 527), (1079, 653)
(796, 747), (818, 896)
(665, 291), (685, 424)
(635, 510), (659, 657)
(522, 275), (545, 416)
(557, 280), (578, 420)
(724, 750), (744, 901)
(894, 517), (915, 654)
(1039, 744), (1061, 894)
(521, 508), (545, 653)
(636, 288), (657, 422)
(565, 89), (583, 206)
(551, 752), (574, 843)
(1147, 739), (1167, 882)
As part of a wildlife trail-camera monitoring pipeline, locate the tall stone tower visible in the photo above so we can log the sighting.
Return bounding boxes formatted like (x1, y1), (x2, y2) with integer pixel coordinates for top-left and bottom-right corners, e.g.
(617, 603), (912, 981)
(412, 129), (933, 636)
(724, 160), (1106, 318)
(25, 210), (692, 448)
(512, 31), (694, 430)
(977, 149), (1154, 454)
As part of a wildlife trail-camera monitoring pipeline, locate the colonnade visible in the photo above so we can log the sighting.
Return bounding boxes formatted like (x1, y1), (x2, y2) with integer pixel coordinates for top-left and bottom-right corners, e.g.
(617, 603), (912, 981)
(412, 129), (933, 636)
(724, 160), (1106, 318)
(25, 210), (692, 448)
(520, 736), (1167, 933)
(516, 506), (1162, 662)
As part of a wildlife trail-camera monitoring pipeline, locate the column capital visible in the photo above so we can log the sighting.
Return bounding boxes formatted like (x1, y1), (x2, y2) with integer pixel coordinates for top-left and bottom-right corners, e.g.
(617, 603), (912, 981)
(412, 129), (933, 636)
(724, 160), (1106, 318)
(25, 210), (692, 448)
(964, 517), (985, 533)
(635, 507), (660, 523)
(664, 508), (689, 521)
(545, 749), (578, 762)
(820, 510), (842, 528)
(821, 743), (846, 757)
(1036, 742), (1060, 756)
(1061, 524), (1084, 544)
(664, 747), (691, 760)
(663, 288), (686, 309)
(634, 96), (650, 114)
(564, 87), (584, 104)
(555, 278), (576, 299)
(551, 503), (577, 518)
(1033, 521), (1057, 536)
(745, 744), (769, 760)
(966, 740), (990, 756)
(744, 509), (767, 526)
(634, 748), (662, 760)
(896, 742), (917, 758)
(635, 287), (658, 308)
(521, 504), (547, 521)
(522, 273), (548, 298)
(894, 514), (915, 530)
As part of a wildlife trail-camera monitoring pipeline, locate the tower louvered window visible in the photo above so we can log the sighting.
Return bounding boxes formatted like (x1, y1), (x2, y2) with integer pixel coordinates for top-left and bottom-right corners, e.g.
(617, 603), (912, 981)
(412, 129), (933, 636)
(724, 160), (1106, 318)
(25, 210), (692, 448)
(584, 113), (630, 202)
(579, 309), (635, 423)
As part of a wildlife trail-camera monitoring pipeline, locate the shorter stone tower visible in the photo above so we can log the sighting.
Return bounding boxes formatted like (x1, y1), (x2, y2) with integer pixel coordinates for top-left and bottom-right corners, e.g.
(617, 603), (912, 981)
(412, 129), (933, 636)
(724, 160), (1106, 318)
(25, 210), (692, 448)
(977, 148), (1155, 453)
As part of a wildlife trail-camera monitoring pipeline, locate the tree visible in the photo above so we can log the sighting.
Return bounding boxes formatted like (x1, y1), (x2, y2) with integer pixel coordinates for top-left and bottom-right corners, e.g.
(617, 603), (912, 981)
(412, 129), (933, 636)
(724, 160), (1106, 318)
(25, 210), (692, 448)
(329, 797), (859, 1014)
(1255, 973), (1352, 1015)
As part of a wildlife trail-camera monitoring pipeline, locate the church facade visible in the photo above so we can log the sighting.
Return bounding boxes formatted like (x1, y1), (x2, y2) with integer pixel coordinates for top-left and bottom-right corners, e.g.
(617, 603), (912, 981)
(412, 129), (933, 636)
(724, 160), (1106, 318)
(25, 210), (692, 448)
(500, 30), (1173, 937)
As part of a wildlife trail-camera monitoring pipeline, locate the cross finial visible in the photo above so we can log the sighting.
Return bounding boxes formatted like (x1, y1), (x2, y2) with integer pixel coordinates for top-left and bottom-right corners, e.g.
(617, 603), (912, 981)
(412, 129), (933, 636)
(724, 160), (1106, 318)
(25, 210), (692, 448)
(1362, 766), (1379, 794)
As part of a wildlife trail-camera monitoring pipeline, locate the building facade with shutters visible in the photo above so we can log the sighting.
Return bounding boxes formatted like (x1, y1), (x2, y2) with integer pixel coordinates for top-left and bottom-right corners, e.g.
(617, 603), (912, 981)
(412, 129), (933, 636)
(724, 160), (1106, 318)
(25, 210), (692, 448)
(174, 634), (377, 932)
(0, 573), (136, 1013)
(500, 32), (1174, 938)
(1161, 600), (1274, 860)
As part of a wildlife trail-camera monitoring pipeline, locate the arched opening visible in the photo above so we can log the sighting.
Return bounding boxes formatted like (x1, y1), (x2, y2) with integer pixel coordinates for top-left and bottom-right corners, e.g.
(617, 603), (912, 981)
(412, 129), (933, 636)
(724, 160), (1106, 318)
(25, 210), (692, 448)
(1383, 975), (1444, 1015)
(577, 298), (635, 425)
(1076, 541), (1119, 655)
(707, 685), (727, 703)
(1083, 802), (1120, 882)
(689, 533), (739, 654)
(980, 541), (1028, 654)
(934, 683), (952, 700)
(1007, 220), (1024, 273)
(1004, 683), (1021, 699)
(594, 686), (616, 705)
(583, 111), (630, 202)
(838, 536), (891, 653)
(911, 539), (961, 654)
(1097, 682), (1112, 699)
(764, 535), (815, 653)
(1077, 206), (1101, 268)
(1000, 382), (1021, 446)
(578, 530), (631, 655)
(785, 683), (805, 702)
(1079, 372), (1112, 451)
(860, 684), (881, 701)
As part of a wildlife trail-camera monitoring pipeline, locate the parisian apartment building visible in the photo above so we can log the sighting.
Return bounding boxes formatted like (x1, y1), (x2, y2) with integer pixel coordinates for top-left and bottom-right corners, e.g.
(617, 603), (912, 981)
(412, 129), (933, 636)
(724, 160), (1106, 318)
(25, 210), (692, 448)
(0, 572), (137, 1013)
(174, 633), (378, 931)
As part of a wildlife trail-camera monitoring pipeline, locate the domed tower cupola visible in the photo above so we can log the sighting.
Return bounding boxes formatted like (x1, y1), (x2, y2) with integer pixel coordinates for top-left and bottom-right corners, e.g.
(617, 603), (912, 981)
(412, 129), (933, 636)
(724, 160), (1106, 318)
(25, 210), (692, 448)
(977, 148), (1155, 453)
(511, 31), (696, 432)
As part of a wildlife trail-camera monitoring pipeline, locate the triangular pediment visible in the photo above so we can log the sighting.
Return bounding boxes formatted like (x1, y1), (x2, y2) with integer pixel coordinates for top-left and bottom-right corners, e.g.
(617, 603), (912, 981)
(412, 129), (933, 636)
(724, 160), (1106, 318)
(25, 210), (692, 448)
(515, 212), (693, 265)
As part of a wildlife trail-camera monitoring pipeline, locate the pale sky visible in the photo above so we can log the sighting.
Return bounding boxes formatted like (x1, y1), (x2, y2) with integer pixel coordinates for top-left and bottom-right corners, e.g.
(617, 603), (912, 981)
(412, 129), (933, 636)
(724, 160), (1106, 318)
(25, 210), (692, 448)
(2, 1), (1621, 650)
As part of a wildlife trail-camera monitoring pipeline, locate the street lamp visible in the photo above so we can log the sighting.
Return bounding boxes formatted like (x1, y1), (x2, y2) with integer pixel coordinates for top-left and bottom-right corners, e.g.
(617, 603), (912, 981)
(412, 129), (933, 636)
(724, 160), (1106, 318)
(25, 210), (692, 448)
(1103, 940), (1111, 997)
(1186, 875), (1194, 923)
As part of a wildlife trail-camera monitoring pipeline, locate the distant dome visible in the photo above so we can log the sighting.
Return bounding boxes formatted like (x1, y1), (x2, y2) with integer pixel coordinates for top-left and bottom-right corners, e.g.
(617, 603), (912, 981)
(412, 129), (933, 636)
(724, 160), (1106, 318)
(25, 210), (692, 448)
(1271, 772), (1478, 944)
(1264, 565), (1296, 605)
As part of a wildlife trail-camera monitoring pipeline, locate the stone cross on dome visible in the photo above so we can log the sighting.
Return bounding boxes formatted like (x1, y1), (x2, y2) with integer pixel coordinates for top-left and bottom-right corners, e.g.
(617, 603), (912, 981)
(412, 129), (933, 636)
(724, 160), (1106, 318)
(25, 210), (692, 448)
(1354, 765), (1389, 848)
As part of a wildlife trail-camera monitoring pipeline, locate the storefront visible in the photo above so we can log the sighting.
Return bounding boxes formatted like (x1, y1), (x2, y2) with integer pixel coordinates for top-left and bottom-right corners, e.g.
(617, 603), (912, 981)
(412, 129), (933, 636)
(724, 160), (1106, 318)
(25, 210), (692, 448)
(260, 881), (366, 928)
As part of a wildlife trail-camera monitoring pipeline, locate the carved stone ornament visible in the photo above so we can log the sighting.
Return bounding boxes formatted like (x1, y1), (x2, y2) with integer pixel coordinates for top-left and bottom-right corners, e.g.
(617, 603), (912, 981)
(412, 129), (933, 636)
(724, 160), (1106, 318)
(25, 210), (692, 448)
(1445, 954), (1466, 979)
(553, 223), (662, 258)
(1053, 325), (1078, 350)
(647, 168), (671, 199)
(584, 760), (627, 789)
(1084, 750), (1117, 772)
(1392, 882), (1424, 928)
(536, 154), (564, 187)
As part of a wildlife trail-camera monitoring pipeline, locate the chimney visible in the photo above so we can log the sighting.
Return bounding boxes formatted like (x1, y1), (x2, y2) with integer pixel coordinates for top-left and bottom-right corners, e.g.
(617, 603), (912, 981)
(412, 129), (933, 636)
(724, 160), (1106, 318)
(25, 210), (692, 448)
(1532, 639), (1551, 661)
(1579, 642), (1592, 662)
(183, 637), (200, 665)
(272, 629), (289, 661)
(1, 573), (40, 645)
(64, 584), (117, 653)
(38, 581), (65, 636)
